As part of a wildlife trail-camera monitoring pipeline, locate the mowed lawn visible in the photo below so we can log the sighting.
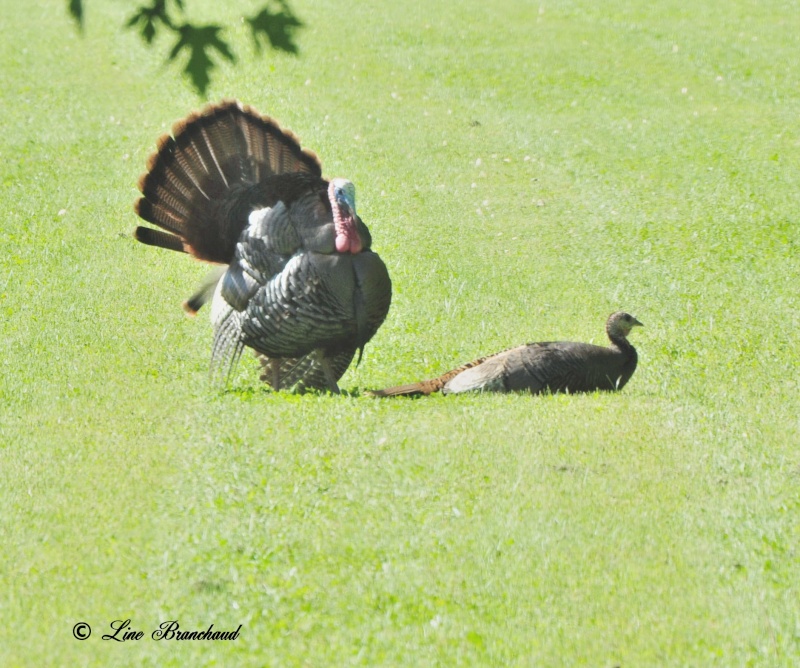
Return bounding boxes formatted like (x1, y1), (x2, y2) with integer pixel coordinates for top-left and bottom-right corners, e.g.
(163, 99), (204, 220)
(1, 0), (799, 665)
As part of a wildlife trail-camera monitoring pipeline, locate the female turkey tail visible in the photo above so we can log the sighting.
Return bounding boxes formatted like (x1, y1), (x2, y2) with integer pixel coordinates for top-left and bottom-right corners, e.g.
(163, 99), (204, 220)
(133, 99), (323, 264)
(368, 381), (441, 397)
(368, 352), (500, 397)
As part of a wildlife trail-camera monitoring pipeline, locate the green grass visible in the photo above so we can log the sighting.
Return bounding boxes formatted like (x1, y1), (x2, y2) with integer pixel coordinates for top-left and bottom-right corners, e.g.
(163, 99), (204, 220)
(2, 0), (799, 665)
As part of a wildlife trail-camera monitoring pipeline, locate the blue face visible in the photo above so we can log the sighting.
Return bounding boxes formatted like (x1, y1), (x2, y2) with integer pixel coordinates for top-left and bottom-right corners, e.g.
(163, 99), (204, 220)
(332, 180), (356, 215)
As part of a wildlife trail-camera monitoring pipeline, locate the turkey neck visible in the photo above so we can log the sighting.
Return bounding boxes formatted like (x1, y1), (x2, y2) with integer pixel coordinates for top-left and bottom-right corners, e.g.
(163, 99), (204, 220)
(328, 181), (363, 254)
(606, 327), (637, 361)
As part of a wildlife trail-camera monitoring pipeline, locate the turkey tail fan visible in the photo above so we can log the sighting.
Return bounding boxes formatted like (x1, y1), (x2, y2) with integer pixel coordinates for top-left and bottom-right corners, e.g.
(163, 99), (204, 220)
(134, 99), (323, 264)
(232, 102), (322, 183)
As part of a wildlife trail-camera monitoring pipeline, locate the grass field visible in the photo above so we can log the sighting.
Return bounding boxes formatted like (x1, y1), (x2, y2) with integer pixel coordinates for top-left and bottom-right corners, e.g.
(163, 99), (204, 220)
(2, 0), (799, 665)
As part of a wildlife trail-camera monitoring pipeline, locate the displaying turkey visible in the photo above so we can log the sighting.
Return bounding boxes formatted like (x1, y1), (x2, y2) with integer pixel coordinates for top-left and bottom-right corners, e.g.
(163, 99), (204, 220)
(133, 100), (392, 393)
(370, 312), (643, 396)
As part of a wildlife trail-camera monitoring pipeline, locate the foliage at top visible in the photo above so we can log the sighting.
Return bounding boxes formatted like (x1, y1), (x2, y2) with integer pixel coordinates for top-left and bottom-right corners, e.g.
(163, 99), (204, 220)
(68, 0), (303, 94)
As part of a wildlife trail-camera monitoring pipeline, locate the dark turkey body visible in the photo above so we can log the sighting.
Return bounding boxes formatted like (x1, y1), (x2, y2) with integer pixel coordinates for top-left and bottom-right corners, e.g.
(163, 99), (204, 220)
(443, 340), (638, 395)
(240, 250), (391, 359)
(210, 179), (391, 391)
(132, 101), (392, 392)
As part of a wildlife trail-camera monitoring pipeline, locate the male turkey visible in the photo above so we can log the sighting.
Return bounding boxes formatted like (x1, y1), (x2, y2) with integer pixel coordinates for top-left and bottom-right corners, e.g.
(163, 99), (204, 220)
(134, 100), (392, 393)
(370, 312), (642, 396)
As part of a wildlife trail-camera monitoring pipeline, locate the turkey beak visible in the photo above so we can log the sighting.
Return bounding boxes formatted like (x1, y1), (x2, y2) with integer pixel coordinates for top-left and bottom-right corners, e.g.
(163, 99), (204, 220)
(632, 317), (644, 328)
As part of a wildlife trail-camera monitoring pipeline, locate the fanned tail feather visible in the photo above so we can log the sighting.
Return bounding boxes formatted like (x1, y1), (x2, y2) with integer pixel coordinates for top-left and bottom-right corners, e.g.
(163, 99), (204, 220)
(134, 99), (322, 264)
(134, 226), (187, 253)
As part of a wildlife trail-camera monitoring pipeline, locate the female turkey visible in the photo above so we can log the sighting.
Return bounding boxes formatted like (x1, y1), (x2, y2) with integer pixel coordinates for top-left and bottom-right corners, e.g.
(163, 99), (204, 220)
(370, 312), (642, 396)
(134, 100), (392, 393)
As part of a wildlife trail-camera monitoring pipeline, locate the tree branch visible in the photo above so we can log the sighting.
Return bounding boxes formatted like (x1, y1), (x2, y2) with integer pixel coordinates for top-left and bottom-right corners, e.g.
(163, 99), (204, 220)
(68, 1), (304, 95)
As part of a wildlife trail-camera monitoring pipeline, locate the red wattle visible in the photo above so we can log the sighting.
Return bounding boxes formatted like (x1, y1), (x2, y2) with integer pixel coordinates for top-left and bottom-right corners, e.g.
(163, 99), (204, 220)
(335, 231), (363, 254)
(335, 234), (350, 252)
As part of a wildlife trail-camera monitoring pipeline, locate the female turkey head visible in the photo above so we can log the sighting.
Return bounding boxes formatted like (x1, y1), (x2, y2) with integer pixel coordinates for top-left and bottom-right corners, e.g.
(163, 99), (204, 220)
(606, 311), (644, 339)
(328, 178), (363, 254)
